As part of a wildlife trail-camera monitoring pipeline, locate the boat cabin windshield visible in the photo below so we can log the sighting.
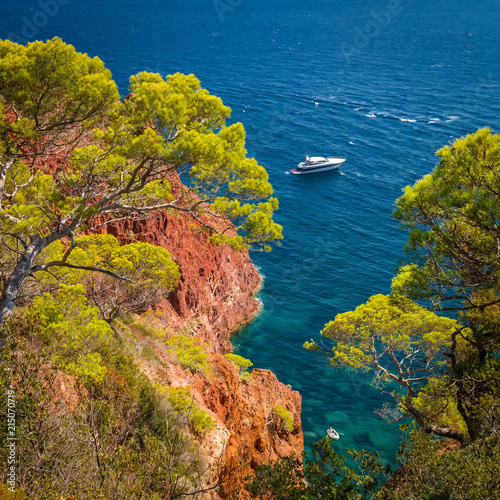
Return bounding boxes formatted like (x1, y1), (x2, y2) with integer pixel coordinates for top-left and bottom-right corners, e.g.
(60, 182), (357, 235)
(305, 156), (327, 165)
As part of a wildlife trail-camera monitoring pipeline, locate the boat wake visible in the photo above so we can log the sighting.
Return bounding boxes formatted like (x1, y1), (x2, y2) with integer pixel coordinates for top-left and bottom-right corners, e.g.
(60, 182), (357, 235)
(361, 109), (461, 125)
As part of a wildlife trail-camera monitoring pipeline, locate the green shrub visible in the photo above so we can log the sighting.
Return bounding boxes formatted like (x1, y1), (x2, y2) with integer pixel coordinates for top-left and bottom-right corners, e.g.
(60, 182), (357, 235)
(224, 353), (253, 380)
(165, 334), (212, 377)
(158, 386), (216, 434)
(120, 313), (135, 325)
(142, 346), (159, 362)
(378, 427), (500, 500)
(0, 319), (211, 499)
(31, 284), (113, 384)
(273, 405), (294, 432)
(0, 485), (25, 499)
(131, 321), (166, 341)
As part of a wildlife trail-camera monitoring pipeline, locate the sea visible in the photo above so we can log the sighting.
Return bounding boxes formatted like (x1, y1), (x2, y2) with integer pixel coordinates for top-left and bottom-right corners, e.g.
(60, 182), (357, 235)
(2, 0), (500, 467)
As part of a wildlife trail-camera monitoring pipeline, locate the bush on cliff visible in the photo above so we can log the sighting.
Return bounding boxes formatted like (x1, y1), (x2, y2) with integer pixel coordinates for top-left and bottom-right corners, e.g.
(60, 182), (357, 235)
(0, 298), (224, 498)
(44, 234), (181, 323)
(273, 405), (294, 433)
(158, 386), (217, 434)
(166, 333), (213, 377)
(224, 353), (253, 380)
(377, 425), (500, 500)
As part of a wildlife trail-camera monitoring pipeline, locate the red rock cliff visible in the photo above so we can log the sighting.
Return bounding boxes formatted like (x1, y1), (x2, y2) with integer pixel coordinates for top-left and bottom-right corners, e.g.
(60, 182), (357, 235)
(99, 209), (303, 497)
(101, 210), (261, 353)
(199, 359), (303, 497)
(21, 109), (302, 495)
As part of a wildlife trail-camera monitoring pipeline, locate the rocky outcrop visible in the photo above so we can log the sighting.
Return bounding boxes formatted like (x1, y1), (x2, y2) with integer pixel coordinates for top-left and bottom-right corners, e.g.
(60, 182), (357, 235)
(133, 332), (303, 499)
(199, 357), (303, 496)
(106, 208), (303, 497)
(100, 210), (261, 354)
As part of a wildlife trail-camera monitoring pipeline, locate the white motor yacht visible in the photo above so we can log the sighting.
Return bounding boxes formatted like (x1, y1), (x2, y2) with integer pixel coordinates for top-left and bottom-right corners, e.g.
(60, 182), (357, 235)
(291, 156), (346, 175)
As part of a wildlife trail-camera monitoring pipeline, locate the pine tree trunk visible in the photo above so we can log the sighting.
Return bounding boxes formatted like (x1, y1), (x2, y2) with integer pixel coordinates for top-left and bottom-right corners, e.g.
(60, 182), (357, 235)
(0, 236), (48, 326)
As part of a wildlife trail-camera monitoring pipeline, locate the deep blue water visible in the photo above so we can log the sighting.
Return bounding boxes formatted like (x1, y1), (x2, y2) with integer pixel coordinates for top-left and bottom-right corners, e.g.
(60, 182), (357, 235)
(2, 0), (500, 466)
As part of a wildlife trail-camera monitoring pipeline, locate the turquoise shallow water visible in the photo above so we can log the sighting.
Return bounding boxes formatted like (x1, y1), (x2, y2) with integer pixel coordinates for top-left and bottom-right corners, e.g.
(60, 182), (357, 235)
(2, 0), (500, 467)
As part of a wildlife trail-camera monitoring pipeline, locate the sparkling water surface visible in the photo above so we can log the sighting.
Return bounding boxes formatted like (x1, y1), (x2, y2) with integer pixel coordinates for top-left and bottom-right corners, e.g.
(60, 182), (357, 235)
(2, 0), (500, 466)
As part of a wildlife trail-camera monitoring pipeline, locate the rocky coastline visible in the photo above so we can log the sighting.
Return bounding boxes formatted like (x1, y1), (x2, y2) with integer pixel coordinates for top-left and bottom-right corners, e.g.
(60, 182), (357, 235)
(101, 208), (303, 497)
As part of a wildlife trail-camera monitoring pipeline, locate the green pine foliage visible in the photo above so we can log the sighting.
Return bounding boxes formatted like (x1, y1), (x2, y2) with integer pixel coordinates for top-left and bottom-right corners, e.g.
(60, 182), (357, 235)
(378, 426), (500, 500)
(165, 334), (213, 377)
(224, 353), (253, 380)
(273, 405), (294, 433)
(231, 438), (390, 500)
(32, 284), (114, 384)
(142, 346), (160, 362)
(2, 37), (500, 499)
(0, 36), (283, 326)
(0, 297), (219, 498)
(302, 129), (500, 497)
(157, 386), (216, 434)
(0, 36), (284, 499)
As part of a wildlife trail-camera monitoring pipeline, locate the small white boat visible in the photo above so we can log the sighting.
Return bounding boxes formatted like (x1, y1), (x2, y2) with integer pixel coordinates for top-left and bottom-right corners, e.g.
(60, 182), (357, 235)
(291, 156), (346, 175)
(327, 427), (340, 440)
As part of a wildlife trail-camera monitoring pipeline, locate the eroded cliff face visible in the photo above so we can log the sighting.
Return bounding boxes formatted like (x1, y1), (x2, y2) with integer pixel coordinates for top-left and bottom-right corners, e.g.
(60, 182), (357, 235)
(198, 359), (303, 496)
(132, 330), (303, 499)
(102, 209), (303, 497)
(102, 211), (261, 354)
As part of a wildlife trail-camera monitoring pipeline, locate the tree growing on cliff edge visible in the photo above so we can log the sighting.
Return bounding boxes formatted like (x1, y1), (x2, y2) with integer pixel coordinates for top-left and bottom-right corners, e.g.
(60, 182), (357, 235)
(42, 234), (182, 323)
(0, 37), (283, 326)
(306, 129), (500, 444)
(391, 128), (500, 441)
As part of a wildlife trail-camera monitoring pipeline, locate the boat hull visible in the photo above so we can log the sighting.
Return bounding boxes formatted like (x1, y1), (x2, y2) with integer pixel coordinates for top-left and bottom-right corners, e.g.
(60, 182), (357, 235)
(291, 157), (346, 175)
(291, 164), (342, 175)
